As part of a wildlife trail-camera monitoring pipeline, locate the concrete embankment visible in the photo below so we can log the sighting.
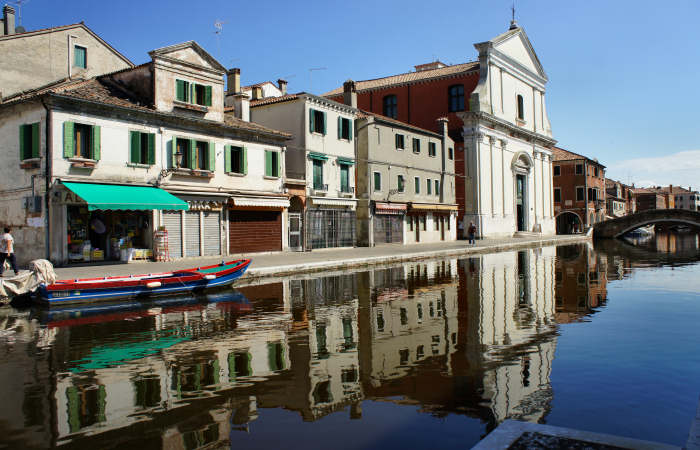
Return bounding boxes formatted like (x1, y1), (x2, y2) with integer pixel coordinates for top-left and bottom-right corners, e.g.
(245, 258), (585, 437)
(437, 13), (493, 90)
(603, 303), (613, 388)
(50, 234), (590, 282)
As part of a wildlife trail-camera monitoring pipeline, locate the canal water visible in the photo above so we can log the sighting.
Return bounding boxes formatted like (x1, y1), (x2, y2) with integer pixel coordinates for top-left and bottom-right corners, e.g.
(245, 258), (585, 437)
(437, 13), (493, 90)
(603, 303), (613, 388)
(1, 232), (699, 449)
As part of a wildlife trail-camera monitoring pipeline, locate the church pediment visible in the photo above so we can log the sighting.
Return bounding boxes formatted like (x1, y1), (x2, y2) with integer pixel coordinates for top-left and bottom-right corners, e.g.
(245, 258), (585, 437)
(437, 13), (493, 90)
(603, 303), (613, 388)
(476, 27), (547, 82)
(149, 41), (225, 73)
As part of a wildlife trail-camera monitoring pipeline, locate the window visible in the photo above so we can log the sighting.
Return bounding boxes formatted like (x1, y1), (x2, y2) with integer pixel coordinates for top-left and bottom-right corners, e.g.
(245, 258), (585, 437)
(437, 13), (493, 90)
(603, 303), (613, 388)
(19, 123), (39, 161)
(414, 177), (420, 194)
(309, 109), (326, 135)
(576, 187), (585, 201)
(225, 145), (247, 174)
(428, 142), (437, 157)
(338, 117), (352, 140)
(575, 164), (583, 175)
(177, 138), (212, 170)
(74, 45), (87, 68)
(422, 215), (427, 231)
(63, 121), (100, 160)
(448, 85), (465, 112)
(427, 179), (432, 195)
(340, 164), (350, 193)
(553, 165), (560, 176)
(313, 160), (324, 189)
(397, 175), (405, 193)
(448, 147), (453, 160)
(383, 95), (397, 119)
(434, 216), (439, 231)
(373, 172), (381, 191)
(554, 188), (561, 202)
(395, 134), (405, 150)
(408, 216), (414, 231)
(175, 79), (212, 106)
(412, 138), (420, 153)
(594, 167), (599, 177)
(129, 131), (155, 165)
(265, 150), (280, 177)
(517, 94), (524, 120)
(434, 180), (439, 196)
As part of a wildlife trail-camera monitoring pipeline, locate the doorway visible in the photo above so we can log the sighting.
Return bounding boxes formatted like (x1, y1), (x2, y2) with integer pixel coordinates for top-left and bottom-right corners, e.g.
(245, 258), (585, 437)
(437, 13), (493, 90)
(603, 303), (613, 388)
(516, 174), (527, 232)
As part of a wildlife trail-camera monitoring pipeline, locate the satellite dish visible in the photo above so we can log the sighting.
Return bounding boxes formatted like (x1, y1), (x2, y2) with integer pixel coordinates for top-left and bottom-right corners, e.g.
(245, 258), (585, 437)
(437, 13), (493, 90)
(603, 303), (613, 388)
(15, 25), (26, 33)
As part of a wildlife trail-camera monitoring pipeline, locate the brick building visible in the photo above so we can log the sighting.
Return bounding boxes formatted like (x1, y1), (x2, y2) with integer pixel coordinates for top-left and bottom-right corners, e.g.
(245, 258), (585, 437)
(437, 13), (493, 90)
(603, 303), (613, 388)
(552, 147), (606, 234)
(605, 179), (635, 218)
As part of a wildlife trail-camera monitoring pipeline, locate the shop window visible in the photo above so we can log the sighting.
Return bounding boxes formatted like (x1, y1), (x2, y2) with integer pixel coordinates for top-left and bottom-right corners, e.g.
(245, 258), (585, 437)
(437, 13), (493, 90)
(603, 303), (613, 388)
(383, 95), (397, 119)
(129, 131), (155, 165)
(309, 109), (326, 135)
(373, 171), (381, 191)
(414, 176), (420, 194)
(313, 160), (324, 189)
(448, 84), (465, 112)
(553, 165), (560, 176)
(19, 122), (39, 160)
(265, 150), (280, 177)
(412, 138), (420, 153)
(576, 187), (585, 201)
(408, 216), (414, 231)
(429, 142), (437, 157)
(63, 121), (100, 160)
(434, 216), (439, 231)
(554, 188), (561, 202)
(422, 215), (427, 231)
(337, 117), (352, 140)
(175, 79), (212, 106)
(397, 175), (405, 193)
(74, 45), (87, 68)
(395, 133), (405, 150)
(517, 94), (524, 120)
(225, 145), (247, 174)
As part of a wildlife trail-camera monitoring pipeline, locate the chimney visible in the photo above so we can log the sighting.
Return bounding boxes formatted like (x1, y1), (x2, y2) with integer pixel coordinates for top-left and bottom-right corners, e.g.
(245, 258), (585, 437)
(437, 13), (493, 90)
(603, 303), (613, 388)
(343, 79), (357, 108)
(669, 184), (673, 194)
(3, 5), (16, 36)
(277, 78), (288, 95)
(227, 68), (241, 94)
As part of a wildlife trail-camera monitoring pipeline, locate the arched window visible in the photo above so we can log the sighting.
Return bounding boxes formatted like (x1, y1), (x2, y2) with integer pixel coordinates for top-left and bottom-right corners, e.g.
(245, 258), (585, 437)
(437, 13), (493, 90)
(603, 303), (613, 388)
(448, 85), (465, 112)
(517, 94), (524, 120)
(383, 95), (397, 119)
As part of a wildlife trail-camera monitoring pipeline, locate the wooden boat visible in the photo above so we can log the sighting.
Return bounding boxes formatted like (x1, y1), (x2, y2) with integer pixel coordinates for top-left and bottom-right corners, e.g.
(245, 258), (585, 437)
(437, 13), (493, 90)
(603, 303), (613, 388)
(36, 259), (251, 305)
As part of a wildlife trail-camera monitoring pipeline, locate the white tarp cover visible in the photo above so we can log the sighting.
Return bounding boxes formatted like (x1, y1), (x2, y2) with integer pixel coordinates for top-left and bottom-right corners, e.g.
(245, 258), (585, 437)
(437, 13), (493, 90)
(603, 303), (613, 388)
(0, 259), (56, 301)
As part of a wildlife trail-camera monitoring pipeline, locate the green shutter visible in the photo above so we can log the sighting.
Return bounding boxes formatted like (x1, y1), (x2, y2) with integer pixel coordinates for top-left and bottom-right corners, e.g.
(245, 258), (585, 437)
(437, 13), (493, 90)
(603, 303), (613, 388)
(130, 131), (140, 163)
(348, 119), (353, 141)
(208, 142), (216, 171)
(31, 123), (40, 158)
(205, 85), (212, 106)
(224, 145), (231, 173)
(265, 150), (272, 176)
(337, 116), (342, 140)
(309, 109), (315, 133)
(172, 138), (178, 167)
(19, 125), (26, 160)
(92, 125), (101, 160)
(190, 84), (195, 105)
(276, 151), (281, 177)
(176, 79), (185, 101)
(189, 139), (196, 169)
(147, 133), (155, 165)
(322, 111), (327, 135)
(63, 121), (74, 158)
(242, 147), (248, 175)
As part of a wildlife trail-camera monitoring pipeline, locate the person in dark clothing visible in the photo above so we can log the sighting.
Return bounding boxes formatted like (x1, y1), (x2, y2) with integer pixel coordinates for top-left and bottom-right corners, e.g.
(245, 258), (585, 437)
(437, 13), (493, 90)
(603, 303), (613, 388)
(467, 222), (477, 245)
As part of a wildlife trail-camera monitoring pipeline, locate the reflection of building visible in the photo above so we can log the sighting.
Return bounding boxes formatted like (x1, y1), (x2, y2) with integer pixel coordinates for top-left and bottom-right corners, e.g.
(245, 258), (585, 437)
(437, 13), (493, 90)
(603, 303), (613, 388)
(554, 244), (608, 323)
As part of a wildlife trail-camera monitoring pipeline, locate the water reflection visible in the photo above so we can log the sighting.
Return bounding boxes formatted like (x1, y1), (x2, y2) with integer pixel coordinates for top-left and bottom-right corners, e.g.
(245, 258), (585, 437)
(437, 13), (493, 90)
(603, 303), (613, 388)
(0, 232), (699, 448)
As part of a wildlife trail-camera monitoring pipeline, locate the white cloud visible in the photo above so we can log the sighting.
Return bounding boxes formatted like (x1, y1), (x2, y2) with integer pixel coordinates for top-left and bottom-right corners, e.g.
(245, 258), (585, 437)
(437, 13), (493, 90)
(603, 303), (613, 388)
(605, 150), (700, 189)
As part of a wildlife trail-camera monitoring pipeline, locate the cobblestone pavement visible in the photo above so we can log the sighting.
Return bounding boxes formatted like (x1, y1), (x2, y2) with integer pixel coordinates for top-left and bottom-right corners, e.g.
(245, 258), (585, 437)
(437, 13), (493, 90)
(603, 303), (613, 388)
(50, 234), (589, 281)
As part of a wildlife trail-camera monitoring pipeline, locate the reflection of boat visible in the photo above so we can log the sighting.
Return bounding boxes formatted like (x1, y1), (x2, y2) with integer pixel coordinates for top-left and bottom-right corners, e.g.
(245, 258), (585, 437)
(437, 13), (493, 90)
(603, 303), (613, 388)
(625, 224), (655, 237)
(37, 259), (251, 305)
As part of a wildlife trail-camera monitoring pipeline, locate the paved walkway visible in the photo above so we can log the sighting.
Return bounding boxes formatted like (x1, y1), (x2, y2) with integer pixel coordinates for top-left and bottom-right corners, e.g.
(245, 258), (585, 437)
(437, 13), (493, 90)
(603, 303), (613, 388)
(50, 234), (590, 281)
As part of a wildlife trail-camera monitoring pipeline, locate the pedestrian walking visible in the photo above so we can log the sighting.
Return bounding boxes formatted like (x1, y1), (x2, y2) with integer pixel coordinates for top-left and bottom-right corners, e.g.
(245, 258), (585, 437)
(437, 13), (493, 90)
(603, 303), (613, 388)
(0, 227), (19, 277)
(467, 222), (477, 245)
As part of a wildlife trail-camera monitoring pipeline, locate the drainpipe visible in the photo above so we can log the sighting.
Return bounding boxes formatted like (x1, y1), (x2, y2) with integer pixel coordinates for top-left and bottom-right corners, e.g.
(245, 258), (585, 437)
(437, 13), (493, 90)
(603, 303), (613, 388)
(583, 160), (589, 227)
(40, 97), (52, 261)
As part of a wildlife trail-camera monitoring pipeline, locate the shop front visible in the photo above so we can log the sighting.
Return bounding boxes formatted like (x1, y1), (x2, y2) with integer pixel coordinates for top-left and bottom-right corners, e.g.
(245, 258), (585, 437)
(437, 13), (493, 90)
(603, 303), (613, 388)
(306, 198), (357, 250)
(160, 195), (228, 259)
(372, 202), (406, 245)
(228, 196), (290, 254)
(55, 182), (188, 264)
(406, 203), (458, 244)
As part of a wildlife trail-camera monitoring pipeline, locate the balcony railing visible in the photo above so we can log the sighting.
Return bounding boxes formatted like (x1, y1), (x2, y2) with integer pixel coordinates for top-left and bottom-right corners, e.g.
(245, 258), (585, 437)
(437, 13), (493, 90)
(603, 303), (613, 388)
(312, 184), (329, 195)
(338, 186), (355, 197)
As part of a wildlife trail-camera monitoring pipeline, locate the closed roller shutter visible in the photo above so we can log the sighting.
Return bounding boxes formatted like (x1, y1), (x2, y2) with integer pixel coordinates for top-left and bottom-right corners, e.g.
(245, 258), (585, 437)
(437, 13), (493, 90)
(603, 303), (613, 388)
(185, 211), (201, 257)
(373, 215), (403, 245)
(203, 211), (221, 256)
(162, 212), (182, 258)
(229, 210), (281, 254)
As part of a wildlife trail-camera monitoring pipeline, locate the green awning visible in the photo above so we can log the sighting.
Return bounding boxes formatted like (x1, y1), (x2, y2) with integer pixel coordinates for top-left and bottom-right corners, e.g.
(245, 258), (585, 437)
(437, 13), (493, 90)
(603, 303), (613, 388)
(308, 152), (328, 161)
(62, 182), (189, 211)
(337, 157), (355, 165)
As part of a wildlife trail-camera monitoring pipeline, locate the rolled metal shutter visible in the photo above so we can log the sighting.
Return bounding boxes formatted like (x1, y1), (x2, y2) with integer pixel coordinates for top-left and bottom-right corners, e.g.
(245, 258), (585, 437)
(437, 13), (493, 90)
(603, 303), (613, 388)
(185, 211), (201, 257)
(203, 211), (221, 256)
(162, 212), (182, 258)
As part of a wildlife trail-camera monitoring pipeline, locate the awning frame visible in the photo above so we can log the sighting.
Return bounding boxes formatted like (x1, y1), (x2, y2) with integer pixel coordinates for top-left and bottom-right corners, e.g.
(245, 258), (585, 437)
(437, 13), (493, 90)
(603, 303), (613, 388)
(61, 182), (189, 211)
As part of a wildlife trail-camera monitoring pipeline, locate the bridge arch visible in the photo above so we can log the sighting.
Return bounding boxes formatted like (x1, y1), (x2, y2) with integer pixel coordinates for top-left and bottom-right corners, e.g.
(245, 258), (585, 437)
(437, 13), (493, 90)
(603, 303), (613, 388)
(593, 209), (700, 238)
(555, 211), (582, 234)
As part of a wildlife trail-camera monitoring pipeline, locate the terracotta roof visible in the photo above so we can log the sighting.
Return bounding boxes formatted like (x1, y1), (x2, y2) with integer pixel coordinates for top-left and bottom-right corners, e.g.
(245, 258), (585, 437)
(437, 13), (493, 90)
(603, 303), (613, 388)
(551, 146), (605, 167)
(249, 94), (300, 107)
(322, 61), (479, 97)
(648, 185), (690, 194)
(242, 81), (276, 90)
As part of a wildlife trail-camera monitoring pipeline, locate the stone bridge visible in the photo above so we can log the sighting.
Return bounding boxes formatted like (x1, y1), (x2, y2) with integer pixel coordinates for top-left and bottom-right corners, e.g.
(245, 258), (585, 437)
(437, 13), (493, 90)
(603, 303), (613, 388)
(593, 209), (700, 238)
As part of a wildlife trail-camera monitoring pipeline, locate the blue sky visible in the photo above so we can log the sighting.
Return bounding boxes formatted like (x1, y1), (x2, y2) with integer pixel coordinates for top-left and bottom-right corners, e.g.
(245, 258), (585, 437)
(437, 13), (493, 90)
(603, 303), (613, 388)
(18, 0), (700, 188)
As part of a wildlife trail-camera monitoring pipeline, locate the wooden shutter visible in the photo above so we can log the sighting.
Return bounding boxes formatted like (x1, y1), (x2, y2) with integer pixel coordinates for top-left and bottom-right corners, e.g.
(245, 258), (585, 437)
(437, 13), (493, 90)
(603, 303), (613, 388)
(242, 147), (248, 175)
(309, 109), (315, 133)
(348, 119), (353, 141)
(172, 138), (180, 168)
(147, 133), (155, 165)
(176, 80), (185, 101)
(190, 84), (195, 105)
(265, 150), (272, 176)
(276, 151), (281, 177)
(205, 85), (212, 106)
(130, 131), (140, 163)
(224, 145), (231, 172)
(337, 116), (342, 139)
(322, 111), (327, 135)
(63, 122), (74, 158)
(19, 125), (26, 160)
(208, 142), (216, 171)
(31, 123), (39, 158)
(189, 139), (197, 169)
(92, 125), (101, 160)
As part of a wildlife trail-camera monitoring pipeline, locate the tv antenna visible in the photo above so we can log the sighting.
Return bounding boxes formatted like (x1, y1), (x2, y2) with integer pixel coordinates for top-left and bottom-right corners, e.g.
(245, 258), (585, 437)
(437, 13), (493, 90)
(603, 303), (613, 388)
(214, 20), (226, 60)
(10, 0), (30, 26)
(308, 67), (326, 94)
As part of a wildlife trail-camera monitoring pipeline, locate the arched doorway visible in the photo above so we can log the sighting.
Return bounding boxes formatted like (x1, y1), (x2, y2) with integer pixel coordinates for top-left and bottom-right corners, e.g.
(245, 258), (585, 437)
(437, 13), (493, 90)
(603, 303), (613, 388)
(511, 152), (534, 232)
(288, 196), (304, 251)
(556, 211), (582, 234)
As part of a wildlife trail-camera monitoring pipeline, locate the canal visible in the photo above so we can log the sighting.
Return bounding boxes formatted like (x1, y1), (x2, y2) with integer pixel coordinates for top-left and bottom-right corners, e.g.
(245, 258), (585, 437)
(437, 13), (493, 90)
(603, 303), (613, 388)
(1, 232), (699, 449)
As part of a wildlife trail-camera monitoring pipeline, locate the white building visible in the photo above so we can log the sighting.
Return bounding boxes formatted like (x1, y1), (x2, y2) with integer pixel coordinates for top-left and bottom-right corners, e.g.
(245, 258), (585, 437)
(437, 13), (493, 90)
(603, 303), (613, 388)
(673, 186), (700, 212)
(459, 23), (556, 237)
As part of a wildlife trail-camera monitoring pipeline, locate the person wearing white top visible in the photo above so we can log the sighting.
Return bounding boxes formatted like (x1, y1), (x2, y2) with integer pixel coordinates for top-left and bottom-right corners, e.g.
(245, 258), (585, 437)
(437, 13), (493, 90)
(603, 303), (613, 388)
(0, 227), (18, 276)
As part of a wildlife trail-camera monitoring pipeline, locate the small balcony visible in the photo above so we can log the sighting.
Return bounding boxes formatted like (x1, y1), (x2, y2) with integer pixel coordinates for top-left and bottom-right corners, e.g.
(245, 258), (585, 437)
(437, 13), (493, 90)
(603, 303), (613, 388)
(338, 186), (355, 198)
(312, 183), (329, 196)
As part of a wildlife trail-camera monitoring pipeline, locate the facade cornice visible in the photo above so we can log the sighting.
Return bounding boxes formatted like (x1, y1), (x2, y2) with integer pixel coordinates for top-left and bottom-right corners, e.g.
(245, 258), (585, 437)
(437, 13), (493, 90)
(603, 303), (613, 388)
(460, 111), (557, 148)
(301, 93), (358, 115)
